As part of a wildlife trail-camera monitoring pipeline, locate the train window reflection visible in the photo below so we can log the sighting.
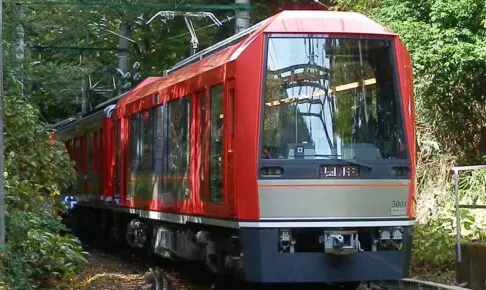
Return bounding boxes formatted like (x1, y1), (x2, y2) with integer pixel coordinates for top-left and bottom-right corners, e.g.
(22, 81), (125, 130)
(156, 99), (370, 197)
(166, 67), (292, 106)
(140, 110), (152, 173)
(210, 84), (224, 203)
(262, 37), (407, 161)
(128, 113), (140, 200)
(167, 97), (191, 200)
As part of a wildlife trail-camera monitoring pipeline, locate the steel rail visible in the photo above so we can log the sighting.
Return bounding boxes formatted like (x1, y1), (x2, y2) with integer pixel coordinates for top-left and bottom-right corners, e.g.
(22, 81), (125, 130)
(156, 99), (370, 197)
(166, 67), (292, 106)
(375, 278), (469, 290)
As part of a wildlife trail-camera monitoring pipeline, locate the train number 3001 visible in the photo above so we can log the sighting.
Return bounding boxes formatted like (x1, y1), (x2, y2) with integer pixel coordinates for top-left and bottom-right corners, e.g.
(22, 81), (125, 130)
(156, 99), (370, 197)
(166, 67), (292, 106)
(392, 200), (407, 208)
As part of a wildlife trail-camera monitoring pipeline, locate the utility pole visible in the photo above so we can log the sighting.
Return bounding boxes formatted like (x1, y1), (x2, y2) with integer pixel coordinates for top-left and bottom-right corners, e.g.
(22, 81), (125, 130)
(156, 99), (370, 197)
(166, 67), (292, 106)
(235, 0), (250, 33)
(15, 6), (25, 98)
(118, 22), (129, 94)
(80, 54), (87, 114)
(0, 0), (5, 247)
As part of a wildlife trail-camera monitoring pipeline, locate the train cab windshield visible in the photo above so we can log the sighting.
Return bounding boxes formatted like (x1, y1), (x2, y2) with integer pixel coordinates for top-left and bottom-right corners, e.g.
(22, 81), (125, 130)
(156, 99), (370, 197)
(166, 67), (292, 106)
(262, 35), (408, 161)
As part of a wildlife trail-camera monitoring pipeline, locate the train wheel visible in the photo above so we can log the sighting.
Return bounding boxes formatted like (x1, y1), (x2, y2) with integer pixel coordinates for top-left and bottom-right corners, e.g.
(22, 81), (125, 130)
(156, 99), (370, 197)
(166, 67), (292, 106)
(126, 218), (148, 249)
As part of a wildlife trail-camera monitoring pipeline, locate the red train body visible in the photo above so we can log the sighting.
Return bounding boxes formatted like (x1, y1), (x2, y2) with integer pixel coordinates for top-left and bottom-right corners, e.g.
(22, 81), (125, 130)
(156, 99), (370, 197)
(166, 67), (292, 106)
(54, 10), (416, 284)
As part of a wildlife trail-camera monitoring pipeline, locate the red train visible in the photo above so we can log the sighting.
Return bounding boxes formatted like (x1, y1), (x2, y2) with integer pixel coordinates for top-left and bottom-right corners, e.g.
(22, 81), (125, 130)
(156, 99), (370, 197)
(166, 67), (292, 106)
(53, 9), (416, 286)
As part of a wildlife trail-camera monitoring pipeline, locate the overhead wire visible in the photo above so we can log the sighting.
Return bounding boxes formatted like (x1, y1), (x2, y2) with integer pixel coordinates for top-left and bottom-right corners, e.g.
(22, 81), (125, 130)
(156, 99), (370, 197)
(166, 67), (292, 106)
(165, 15), (235, 41)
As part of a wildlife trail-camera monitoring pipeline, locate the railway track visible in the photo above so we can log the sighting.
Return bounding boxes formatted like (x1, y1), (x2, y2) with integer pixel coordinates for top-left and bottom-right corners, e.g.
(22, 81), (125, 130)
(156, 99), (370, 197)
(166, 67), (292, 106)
(374, 279), (468, 290)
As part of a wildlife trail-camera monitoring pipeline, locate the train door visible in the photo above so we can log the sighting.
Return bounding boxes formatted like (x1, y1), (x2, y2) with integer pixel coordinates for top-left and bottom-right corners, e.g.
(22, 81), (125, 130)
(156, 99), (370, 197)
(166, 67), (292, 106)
(198, 84), (233, 217)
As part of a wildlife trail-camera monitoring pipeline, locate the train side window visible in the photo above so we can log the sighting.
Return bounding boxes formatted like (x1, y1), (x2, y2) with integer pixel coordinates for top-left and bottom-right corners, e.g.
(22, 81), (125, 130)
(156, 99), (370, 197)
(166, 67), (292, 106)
(167, 97), (191, 200)
(209, 84), (224, 203)
(153, 104), (167, 201)
(87, 132), (93, 172)
(199, 91), (208, 201)
(99, 128), (104, 175)
(116, 120), (120, 195)
(94, 130), (100, 196)
(140, 110), (152, 174)
(99, 128), (103, 173)
(93, 131), (98, 173)
(229, 89), (235, 148)
(74, 138), (79, 172)
(86, 132), (94, 196)
(134, 110), (152, 200)
(129, 113), (140, 199)
(153, 104), (167, 174)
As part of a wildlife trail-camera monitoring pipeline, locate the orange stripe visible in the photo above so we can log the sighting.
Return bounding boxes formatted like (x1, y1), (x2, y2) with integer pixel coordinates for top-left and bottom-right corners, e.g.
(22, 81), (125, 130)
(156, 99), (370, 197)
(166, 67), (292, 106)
(259, 184), (409, 188)
(129, 176), (189, 182)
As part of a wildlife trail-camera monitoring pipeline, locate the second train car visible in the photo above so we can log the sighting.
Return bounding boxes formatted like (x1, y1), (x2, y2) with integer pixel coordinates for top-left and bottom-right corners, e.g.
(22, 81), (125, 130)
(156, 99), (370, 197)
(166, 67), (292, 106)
(54, 9), (416, 285)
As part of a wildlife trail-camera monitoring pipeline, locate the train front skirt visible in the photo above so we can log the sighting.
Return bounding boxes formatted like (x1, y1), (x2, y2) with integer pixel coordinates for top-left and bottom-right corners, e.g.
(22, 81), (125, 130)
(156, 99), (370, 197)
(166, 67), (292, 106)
(239, 226), (413, 283)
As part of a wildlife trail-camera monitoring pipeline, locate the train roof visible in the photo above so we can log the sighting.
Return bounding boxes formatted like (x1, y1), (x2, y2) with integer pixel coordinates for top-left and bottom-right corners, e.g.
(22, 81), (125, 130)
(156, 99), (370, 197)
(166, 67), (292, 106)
(52, 77), (161, 132)
(264, 10), (394, 35)
(53, 9), (396, 132)
(116, 10), (395, 112)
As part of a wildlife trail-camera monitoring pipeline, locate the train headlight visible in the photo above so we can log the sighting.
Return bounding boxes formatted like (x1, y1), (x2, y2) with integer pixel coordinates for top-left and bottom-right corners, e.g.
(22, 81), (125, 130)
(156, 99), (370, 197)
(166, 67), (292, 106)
(379, 227), (404, 241)
(379, 228), (391, 240)
(279, 229), (295, 253)
(279, 229), (292, 242)
(391, 227), (404, 240)
(260, 166), (284, 176)
(390, 166), (410, 177)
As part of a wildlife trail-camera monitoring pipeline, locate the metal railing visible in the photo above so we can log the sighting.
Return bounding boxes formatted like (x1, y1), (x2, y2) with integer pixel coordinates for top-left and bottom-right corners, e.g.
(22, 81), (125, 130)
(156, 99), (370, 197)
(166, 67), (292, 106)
(451, 164), (486, 264)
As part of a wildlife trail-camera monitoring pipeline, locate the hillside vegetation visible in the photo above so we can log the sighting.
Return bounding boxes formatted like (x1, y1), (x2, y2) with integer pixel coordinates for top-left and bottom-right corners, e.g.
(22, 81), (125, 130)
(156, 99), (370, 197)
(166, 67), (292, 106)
(335, 0), (486, 268)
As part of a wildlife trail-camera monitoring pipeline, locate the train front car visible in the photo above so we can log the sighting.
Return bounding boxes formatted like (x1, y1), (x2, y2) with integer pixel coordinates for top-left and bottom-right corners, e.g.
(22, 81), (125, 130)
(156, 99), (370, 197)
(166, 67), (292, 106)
(234, 11), (416, 284)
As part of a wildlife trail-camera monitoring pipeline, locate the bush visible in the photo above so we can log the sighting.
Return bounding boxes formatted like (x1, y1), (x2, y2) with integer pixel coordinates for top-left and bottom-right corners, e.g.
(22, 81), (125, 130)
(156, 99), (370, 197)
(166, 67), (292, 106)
(0, 96), (86, 289)
(411, 144), (486, 270)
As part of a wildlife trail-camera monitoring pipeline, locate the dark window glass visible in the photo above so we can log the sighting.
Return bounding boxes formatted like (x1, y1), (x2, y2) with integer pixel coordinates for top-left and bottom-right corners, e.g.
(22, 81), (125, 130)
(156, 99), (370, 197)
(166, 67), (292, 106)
(87, 132), (93, 171)
(210, 85), (224, 203)
(75, 138), (83, 194)
(95, 131), (99, 172)
(263, 37), (407, 161)
(153, 104), (168, 174)
(130, 114), (140, 174)
(115, 121), (120, 196)
(140, 110), (152, 173)
(167, 97), (191, 200)
(153, 104), (169, 201)
(152, 98), (191, 202)
(135, 110), (153, 202)
(230, 89), (235, 141)
(200, 92), (207, 200)
(129, 114), (140, 199)
(86, 131), (99, 197)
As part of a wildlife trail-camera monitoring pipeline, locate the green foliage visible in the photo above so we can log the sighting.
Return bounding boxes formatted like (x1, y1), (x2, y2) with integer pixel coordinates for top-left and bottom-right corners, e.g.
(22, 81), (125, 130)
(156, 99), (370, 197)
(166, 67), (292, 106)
(4, 97), (75, 192)
(412, 169), (486, 269)
(330, 0), (381, 13)
(376, 0), (486, 161)
(0, 97), (86, 289)
(334, 0), (486, 271)
(383, 0), (485, 270)
(4, 0), (243, 123)
(2, 208), (86, 289)
(412, 222), (456, 268)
